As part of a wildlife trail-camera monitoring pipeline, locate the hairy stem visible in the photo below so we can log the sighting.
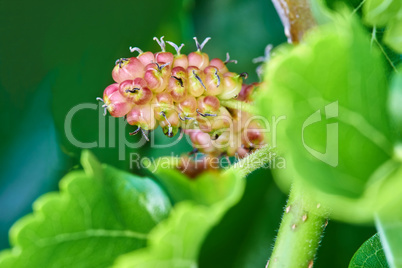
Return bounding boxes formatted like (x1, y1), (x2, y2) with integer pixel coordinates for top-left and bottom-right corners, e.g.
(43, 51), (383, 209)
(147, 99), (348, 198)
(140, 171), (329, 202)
(267, 182), (327, 268)
(225, 145), (275, 178)
(271, 0), (317, 43)
(264, 2), (325, 267)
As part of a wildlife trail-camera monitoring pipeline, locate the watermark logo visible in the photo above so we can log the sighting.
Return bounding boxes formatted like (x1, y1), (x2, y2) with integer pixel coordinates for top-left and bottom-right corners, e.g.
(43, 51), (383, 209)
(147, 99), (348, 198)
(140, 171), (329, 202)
(302, 101), (338, 167)
(63, 102), (286, 161)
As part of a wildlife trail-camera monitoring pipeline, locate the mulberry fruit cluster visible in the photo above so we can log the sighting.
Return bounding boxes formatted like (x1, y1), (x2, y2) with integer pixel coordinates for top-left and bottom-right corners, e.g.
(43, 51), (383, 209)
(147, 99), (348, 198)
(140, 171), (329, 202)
(97, 37), (265, 158)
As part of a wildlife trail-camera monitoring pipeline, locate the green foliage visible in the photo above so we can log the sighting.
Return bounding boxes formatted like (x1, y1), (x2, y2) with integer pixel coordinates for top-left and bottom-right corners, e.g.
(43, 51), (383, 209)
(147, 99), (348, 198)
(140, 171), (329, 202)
(257, 10), (402, 267)
(363, 0), (401, 27)
(363, 0), (402, 53)
(258, 14), (392, 199)
(349, 233), (389, 268)
(384, 20), (402, 54)
(113, 167), (244, 267)
(0, 151), (171, 267)
(199, 169), (287, 268)
(153, 166), (239, 206)
(374, 163), (402, 268)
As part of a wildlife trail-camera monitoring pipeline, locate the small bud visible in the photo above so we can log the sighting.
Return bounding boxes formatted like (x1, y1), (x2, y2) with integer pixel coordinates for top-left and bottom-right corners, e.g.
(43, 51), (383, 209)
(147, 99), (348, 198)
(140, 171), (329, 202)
(213, 131), (231, 153)
(166, 41), (188, 69)
(210, 107), (232, 135)
(209, 58), (229, 74)
(217, 72), (244, 100)
(103, 83), (133, 117)
(237, 82), (259, 102)
(242, 121), (265, 149)
(188, 37), (211, 70)
(231, 109), (251, 132)
(159, 111), (180, 137)
(167, 67), (188, 102)
(197, 96), (220, 114)
(236, 146), (249, 159)
(226, 133), (242, 156)
(177, 95), (197, 129)
(144, 62), (171, 93)
(203, 66), (224, 95)
(155, 52), (174, 65)
(173, 54), (188, 69)
(187, 66), (206, 97)
(178, 95), (197, 116)
(152, 92), (175, 121)
(187, 129), (217, 155)
(126, 104), (157, 130)
(119, 78), (153, 105)
(197, 106), (232, 135)
(188, 51), (210, 70)
(112, 57), (145, 83)
(137, 51), (155, 66)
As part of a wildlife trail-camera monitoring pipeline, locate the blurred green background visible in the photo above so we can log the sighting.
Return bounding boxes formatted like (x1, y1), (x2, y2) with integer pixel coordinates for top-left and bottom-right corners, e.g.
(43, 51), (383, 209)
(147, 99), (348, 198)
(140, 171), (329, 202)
(0, 0), (375, 267)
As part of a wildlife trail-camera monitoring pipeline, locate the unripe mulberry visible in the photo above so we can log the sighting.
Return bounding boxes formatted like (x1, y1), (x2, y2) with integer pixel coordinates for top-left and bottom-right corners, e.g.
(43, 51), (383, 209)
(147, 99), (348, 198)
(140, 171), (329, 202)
(98, 36), (266, 157)
(101, 83), (133, 117)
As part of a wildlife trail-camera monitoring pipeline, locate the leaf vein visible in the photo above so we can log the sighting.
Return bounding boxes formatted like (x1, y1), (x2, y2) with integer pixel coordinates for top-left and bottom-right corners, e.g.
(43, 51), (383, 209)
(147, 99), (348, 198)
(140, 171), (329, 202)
(35, 229), (148, 247)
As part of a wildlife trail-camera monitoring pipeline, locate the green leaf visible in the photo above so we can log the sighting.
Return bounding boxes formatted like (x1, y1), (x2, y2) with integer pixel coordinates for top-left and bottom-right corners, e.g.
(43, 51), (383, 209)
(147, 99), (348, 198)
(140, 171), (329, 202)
(0, 151), (171, 267)
(152, 162), (239, 205)
(384, 18), (402, 54)
(370, 67), (402, 268)
(113, 169), (244, 268)
(363, 0), (402, 53)
(372, 162), (402, 268)
(349, 233), (389, 268)
(257, 14), (392, 200)
(364, 0), (402, 26)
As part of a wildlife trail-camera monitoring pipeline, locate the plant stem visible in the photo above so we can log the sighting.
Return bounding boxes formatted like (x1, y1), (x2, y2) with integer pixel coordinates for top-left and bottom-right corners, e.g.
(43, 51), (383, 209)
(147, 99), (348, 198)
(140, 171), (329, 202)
(271, 0), (317, 43)
(265, 1), (325, 267)
(224, 145), (275, 178)
(267, 182), (328, 268)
